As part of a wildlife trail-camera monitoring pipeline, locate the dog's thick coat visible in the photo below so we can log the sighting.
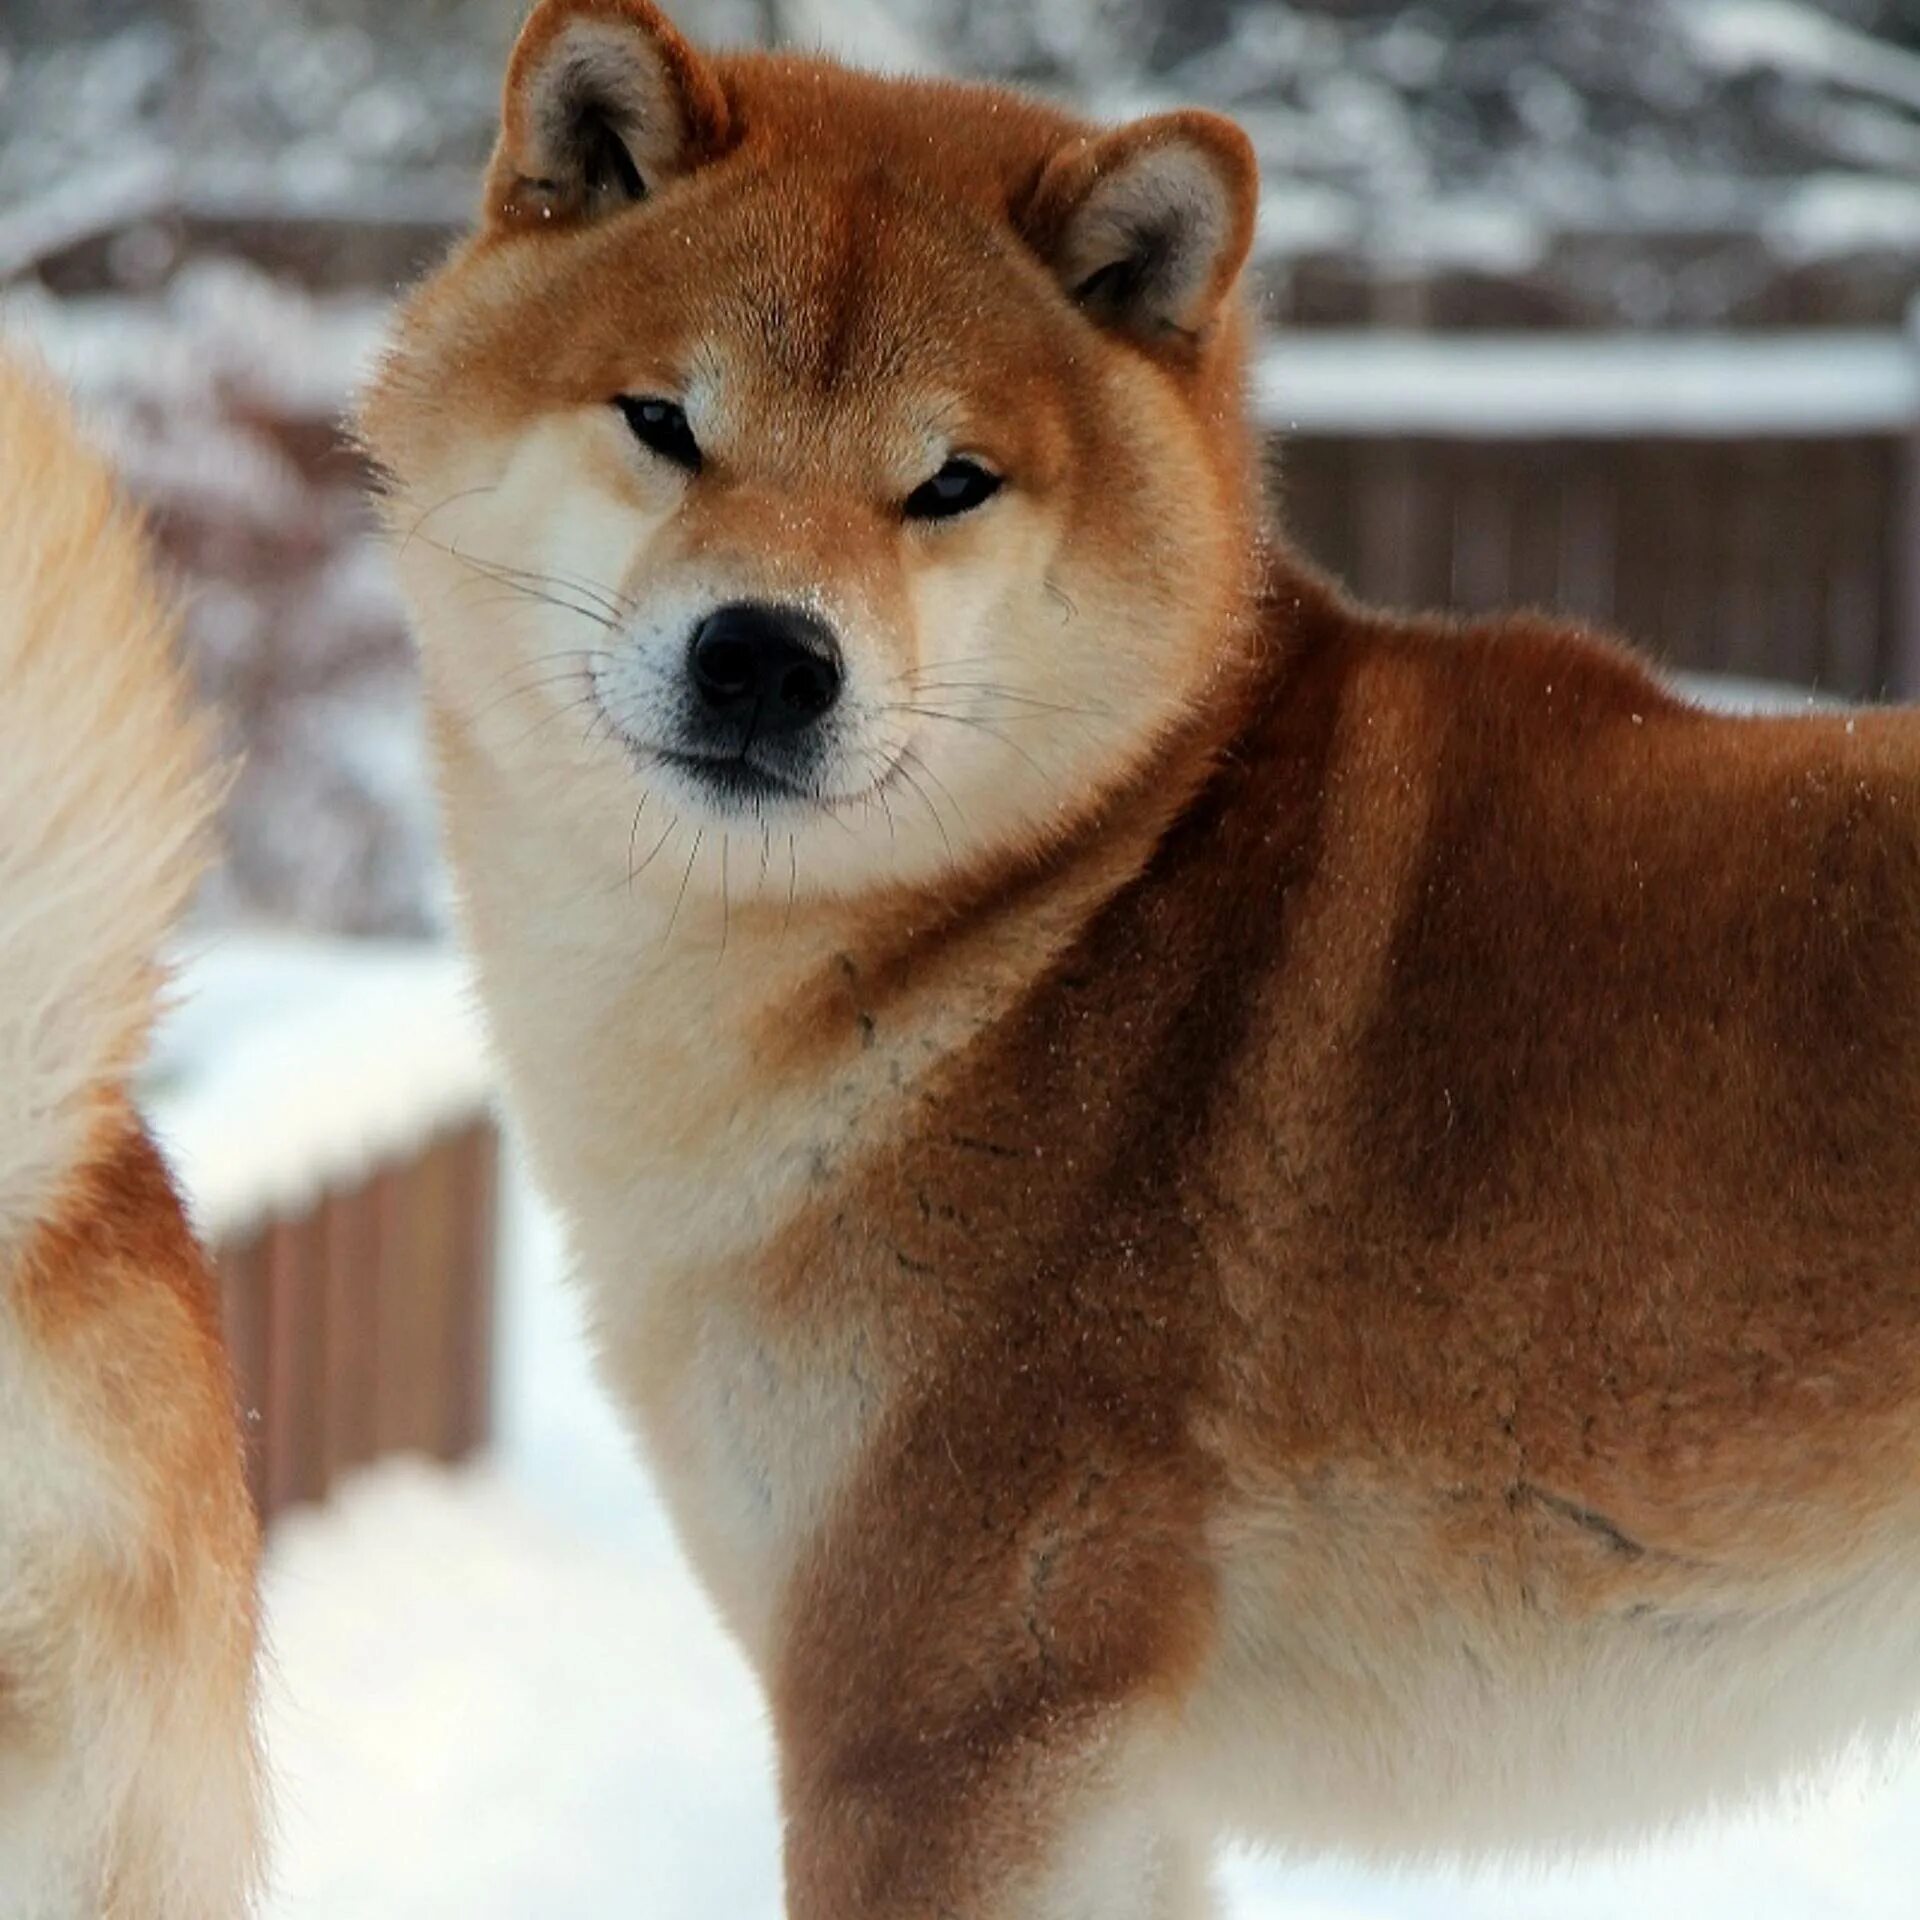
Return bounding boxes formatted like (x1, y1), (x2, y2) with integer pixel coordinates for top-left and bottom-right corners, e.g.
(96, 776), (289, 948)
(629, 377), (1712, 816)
(0, 360), (261, 1918)
(365, 5), (1920, 1912)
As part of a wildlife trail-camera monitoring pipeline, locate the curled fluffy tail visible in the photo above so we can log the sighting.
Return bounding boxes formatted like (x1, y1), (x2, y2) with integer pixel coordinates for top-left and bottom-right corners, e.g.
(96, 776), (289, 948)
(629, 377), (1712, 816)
(0, 353), (215, 1253)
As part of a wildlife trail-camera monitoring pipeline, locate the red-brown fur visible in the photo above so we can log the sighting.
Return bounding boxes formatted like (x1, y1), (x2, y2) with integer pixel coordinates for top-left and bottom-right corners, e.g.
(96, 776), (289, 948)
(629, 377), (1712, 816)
(17, 1112), (256, 1645)
(364, 6), (1920, 1912)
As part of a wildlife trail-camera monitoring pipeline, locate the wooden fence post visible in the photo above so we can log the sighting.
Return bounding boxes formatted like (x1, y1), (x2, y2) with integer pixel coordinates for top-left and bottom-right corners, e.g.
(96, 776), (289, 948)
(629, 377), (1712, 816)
(1899, 294), (1920, 700)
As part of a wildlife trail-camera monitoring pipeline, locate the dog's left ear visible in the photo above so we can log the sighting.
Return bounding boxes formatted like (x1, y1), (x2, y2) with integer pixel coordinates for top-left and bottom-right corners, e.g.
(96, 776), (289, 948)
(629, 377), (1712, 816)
(485, 0), (731, 232)
(1027, 111), (1259, 347)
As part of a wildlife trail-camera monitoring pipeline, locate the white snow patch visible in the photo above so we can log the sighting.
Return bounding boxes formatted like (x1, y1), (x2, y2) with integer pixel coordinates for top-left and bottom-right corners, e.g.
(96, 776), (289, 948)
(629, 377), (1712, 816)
(0, 270), (388, 421)
(144, 930), (490, 1244)
(1255, 185), (1365, 261)
(0, 152), (178, 282)
(259, 1458), (781, 1920)
(1687, 1), (1920, 116)
(1369, 196), (1549, 275)
(1676, 672), (1843, 715)
(1257, 330), (1919, 438)
(1765, 174), (1920, 265)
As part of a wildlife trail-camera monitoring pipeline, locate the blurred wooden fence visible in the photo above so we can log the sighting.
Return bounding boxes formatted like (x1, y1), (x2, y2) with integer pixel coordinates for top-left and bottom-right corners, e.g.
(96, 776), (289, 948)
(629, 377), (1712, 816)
(213, 1121), (497, 1522)
(1257, 324), (1920, 699)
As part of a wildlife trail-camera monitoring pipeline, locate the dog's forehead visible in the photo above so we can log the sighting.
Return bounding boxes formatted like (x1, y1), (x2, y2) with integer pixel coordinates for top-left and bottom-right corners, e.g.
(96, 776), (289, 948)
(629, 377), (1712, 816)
(665, 161), (1053, 402)
(429, 68), (1098, 460)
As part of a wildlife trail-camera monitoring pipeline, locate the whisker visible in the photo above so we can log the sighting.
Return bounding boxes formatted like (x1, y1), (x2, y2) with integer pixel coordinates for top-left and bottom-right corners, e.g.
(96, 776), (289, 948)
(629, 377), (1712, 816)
(491, 645), (613, 675)
(627, 792), (651, 894)
(666, 828), (704, 942)
(900, 742), (971, 833)
(467, 667), (600, 727)
(453, 573), (618, 635)
(894, 752), (956, 869)
(892, 705), (1053, 785)
(500, 692), (605, 754)
(464, 550), (636, 626)
(630, 813), (681, 888)
(507, 556), (638, 623)
(417, 529), (636, 623)
(472, 574), (619, 634)
(398, 483), (500, 559)
(452, 586), (620, 633)
(892, 700), (1094, 733)
(898, 683), (1102, 718)
(887, 651), (1017, 682)
(414, 530), (627, 633)
(473, 647), (610, 695)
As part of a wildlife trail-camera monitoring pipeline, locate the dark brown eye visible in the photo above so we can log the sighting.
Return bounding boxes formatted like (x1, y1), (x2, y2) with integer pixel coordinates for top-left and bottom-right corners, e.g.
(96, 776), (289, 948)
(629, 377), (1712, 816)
(904, 457), (1002, 521)
(614, 395), (701, 473)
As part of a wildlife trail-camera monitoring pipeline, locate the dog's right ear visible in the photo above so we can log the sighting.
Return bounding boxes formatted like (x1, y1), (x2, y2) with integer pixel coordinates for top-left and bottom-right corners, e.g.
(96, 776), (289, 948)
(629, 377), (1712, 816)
(484, 0), (730, 233)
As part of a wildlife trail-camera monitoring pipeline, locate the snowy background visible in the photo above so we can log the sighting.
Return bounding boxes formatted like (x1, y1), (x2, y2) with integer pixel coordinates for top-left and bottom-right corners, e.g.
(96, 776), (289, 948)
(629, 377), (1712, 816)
(5, 2), (1920, 1914)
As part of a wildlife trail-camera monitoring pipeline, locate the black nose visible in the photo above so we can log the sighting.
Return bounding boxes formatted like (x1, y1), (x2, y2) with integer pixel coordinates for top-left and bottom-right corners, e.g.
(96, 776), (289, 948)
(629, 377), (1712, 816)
(687, 602), (842, 734)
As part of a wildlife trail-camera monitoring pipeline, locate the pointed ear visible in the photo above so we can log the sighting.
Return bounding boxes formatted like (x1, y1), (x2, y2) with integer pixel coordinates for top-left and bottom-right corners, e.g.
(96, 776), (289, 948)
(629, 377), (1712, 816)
(1027, 111), (1258, 346)
(484, 0), (731, 232)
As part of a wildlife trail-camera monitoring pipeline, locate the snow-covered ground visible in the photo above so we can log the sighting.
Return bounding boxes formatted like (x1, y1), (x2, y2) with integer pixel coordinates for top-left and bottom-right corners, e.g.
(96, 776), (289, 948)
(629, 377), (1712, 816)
(254, 1147), (1920, 1919)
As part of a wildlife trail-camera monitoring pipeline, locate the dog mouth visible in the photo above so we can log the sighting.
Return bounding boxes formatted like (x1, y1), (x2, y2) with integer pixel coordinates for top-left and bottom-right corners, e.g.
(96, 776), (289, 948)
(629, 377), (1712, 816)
(638, 740), (917, 825)
(595, 684), (903, 816)
(652, 747), (815, 805)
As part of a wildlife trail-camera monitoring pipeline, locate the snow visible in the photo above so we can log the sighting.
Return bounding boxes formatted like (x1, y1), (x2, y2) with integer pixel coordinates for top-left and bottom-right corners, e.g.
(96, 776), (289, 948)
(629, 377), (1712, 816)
(779, 0), (940, 74)
(1252, 184), (1365, 262)
(259, 1461), (781, 1920)
(1766, 174), (1920, 265)
(0, 151), (177, 283)
(1687, 0), (1920, 117)
(1256, 329), (1919, 438)
(1365, 198), (1550, 278)
(1677, 672), (1840, 714)
(144, 930), (489, 1244)
(0, 269), (388, 424)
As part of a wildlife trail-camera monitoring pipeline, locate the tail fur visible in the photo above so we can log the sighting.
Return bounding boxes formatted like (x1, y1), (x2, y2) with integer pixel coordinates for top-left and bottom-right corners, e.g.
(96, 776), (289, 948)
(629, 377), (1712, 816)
(0, 353), (215, 1253)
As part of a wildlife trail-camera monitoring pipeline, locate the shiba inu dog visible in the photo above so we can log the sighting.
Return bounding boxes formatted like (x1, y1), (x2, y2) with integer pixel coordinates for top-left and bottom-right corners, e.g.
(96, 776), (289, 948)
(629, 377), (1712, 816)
(0, 361), (261, 1917)
(364, 2), (1920, 1911)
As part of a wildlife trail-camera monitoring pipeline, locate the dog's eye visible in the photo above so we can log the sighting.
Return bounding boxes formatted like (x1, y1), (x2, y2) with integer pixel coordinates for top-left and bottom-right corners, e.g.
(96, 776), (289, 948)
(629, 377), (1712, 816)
(904, 457), (1003, 521)
(614, 396), (701, 473)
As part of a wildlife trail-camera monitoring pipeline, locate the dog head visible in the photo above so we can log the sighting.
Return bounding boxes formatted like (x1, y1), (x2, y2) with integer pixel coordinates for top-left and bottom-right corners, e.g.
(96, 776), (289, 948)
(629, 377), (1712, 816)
(363, 0), (1262, 907)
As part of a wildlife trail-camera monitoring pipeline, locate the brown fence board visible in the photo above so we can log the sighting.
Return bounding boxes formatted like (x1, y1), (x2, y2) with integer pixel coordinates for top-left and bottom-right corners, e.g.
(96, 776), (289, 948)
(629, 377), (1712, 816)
(318, 1184), (377, 1483)
(207, 1122), (500, 1528)
(1278, 430), (1911, 699)
(1824, 442), (1887, 696)
(442, 1123), (498, 1463)
(260, 1220), (309, 1515)
(217, 1232), (269, 1515)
